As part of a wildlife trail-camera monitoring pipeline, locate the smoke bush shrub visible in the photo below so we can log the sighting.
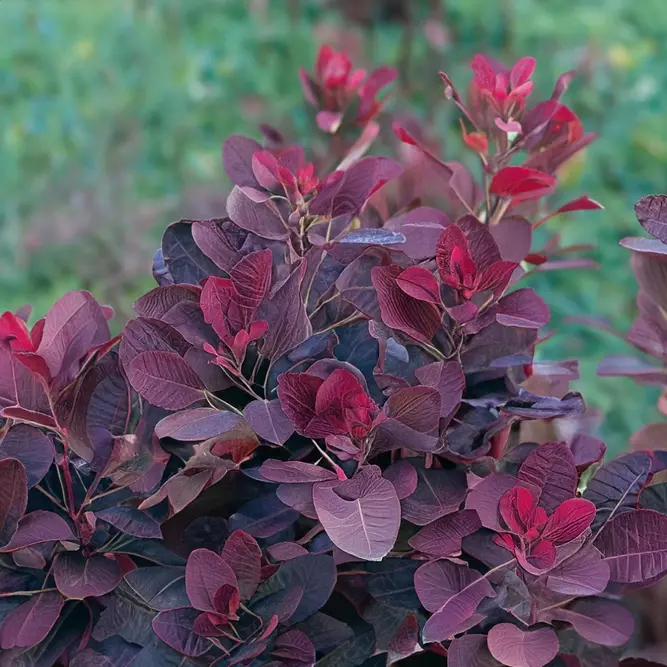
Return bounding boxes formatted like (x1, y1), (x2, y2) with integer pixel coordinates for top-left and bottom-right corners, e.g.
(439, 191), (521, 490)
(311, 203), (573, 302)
(0, 46), (665, 667)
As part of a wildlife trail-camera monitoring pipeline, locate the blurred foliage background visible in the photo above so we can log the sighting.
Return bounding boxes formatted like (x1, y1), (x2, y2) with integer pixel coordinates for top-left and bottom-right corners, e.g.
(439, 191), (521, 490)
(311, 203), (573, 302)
(2, 0), (667, 453)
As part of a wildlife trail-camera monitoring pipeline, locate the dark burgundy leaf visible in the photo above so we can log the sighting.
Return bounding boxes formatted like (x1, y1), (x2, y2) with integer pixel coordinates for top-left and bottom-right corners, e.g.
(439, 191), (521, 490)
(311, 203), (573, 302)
(123, 566), (188, 610)
(258, 554), (336, 623)
(383, 386), (441, 432)
(152, 607), (211, 657)
(96, 507), (162, 539)
(364, 559), (422, 610)
(635, 194), (667, 243)
(583, 453), (653, 530)
(518, 442), (578, 512)
(594, 509), (667, 583)
(496, 289), (550, 329)
(0, 459), (27, 548)
(487, 623), (559, 667)
(36, 290), (110, 383)
(54, 552), (122, 599)
(185, 548), (237, 612)
(155, 408), (243, 442)
(258, 262), (312, 361)
(313, 466), (400, 560)
(415, 560), (496, 643)
(395, 266), (440, 303)
(162, 220), (223, 285)
(127, 350), (205, 410)
(0, 510), (75, 552)
(414, 360), (465, 418)
(221, 530), (262, 600)
(243, 399), (295, 445)
(271, 628), (316, 664)
(383, 460), (418, 500)
(222, 134), (262, 188)
(0, 591), (64, 650)
(229, 492), (299, 538)
(192, 218), (244, 272)
(401, 464), (467, 526)
(372, 264), (442, 342)
(408, 509), (481, 557)
(120, 317), (190, 370)
(227, 187), (288, 240)
(0, 424), (54, 488)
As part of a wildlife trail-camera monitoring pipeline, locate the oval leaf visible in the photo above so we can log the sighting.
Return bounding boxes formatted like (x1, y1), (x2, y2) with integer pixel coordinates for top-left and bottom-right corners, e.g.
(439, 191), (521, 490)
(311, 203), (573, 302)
(0, 591), (64, 650)
(152, 607), (211, 657)
(0, 458), (28, 548)
(313, 466), (400, 560)
(487, 624), (558, 667)
(54, 552), (122, 599)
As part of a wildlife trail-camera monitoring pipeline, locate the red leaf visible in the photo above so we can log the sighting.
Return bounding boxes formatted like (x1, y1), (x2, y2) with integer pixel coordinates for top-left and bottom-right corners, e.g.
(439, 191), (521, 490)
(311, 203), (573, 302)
(395, 266), (441, 304)
(490, 166), (556, 203)
(499, 486), (544, 534)
(541, 498), (596, 545)
(518, 442), (578, 512)
(553, 194), (603, 215)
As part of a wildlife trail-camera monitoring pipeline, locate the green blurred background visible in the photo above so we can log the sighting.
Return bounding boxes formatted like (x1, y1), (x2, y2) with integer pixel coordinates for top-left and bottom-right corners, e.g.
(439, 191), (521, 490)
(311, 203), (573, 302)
(2, 0), (666, 453)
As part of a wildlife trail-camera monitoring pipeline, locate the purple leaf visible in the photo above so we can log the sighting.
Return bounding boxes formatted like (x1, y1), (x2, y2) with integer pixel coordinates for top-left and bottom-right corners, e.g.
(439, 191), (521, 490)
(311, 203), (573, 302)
(583, 453), (653, 530)
(221, 530), (262, 600)
(383, 386), (441, 432)
(261, 554), (336, 623)
(368, 418), (440, 457)
(229, 492), (299, 538)
(594, 509), (667, 583)
(272, 628), (316, 664)
(123, 566), (188, 610)
(259, 460), (337, 483)
(36, 290), (110, 383)
(257, 262), (312, 361)
(277, 482), (318, 519)
(416, 560), (496, 643)
(0, 458), (27, 548)
(120, 317), (190, 369)
(490, 215), (533, 262)
(546, 545), (610, 596)
(372, 264), (442, 342)
(192, 218), (245, 273)
(0, 590), (64, 649)
(0, 510), (75, 552)
(243, 399), (295, 445)
(548, 599), (634, 647)
(152, 607), (211, 657)
(226, 186), (288, 240)
(222, 134), (263, 188)
(635, 194), (667, 243)
(54, 552), (122, 599)
(395, 266), (441, 303)
(155, 408), (244, 442)
(401, 464), (467, 526)
(384, 207), (451, 261)
(340, 229), (406, 246)
(383, 460), (418, 500)
(408, 509), (481, 557)
(465, 474), (536, 531)
(619, 236), (667, 255)
(414, 360), (466, 418)
(313, 466), (400, 560)
(448, 635), (501, 667)
(0, 424), (54, 488)
(518, 442), (578, 512)
(487, 624), (559, 667)
(185, 548), (237, 612)
(161, 220), (223, 285)
(134, 284), (200, 319)
(496, 288), (550, 329)
(127, 350), (205, 410)
(96, 507), (162, 539)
